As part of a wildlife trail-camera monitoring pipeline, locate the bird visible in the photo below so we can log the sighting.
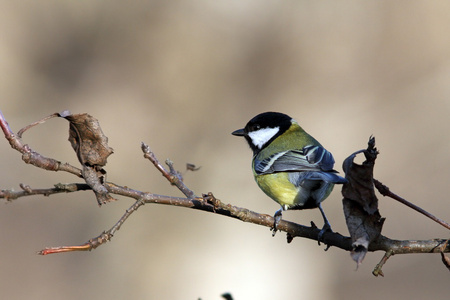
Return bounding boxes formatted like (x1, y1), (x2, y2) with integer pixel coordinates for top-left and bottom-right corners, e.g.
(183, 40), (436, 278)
(232, 112), (347, 240)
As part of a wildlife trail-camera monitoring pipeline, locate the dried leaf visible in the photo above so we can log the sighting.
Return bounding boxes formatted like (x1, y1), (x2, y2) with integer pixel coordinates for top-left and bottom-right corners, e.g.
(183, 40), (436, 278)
(342, 137), (384, 266)
(441, 252), (450, 272)
(441, 240), (450, 272)
(186, 163), (201, 171)
(60, 112), (114, 166)
(343, 198), (385, 267)
(59, 111), (115, 205)
(342, 137), (378, 215)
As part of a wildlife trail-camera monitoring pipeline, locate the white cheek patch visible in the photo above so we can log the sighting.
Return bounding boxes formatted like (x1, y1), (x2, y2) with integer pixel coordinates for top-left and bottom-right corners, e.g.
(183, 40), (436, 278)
(248, 127), (280, 149)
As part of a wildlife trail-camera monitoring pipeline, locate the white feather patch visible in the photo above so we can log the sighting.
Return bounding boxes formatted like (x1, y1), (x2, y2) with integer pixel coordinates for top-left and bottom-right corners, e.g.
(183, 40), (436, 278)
(248, 127), (279, 149)
(261, 151), (287, 172)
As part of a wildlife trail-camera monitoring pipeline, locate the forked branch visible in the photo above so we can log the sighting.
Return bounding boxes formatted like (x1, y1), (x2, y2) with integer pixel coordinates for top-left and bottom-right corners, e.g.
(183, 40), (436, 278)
(0, 110), (449, 276)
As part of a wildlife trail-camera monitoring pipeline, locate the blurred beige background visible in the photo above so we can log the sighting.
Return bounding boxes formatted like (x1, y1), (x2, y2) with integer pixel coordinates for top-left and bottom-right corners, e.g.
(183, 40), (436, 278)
(1, 1), (449, 299)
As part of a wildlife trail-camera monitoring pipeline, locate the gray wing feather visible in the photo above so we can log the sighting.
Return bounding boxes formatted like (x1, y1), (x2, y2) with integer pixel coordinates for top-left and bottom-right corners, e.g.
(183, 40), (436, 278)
(255, 145), (346, 183)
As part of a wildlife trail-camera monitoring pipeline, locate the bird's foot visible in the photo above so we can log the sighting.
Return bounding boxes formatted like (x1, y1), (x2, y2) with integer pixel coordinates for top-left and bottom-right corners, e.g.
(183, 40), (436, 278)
(271, 209), (283, 237)
(317, 222), (332, 246)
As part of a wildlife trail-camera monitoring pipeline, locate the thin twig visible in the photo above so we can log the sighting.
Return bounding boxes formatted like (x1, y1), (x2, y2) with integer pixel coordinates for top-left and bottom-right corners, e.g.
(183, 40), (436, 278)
(2, 110), (450, 275)
(374, 179), (450, 231)
(5, 179), (446, 257)
(141, 142), (195, 199)
(0, 183), (91, 201)
(0, 110), (82, 177)
(39, 198), (145, 255)
(372, 249), (394, 277)
(17, 112), (60, 138)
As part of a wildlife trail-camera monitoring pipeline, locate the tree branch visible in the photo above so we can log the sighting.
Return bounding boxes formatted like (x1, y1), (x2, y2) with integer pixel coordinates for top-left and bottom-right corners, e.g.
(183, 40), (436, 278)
(1, 110), (449, 276)
(141, 142), (196, 199)
(374, 179), (450, 230)
(0, 183), (91, 201)
(0, 110), (82, 177)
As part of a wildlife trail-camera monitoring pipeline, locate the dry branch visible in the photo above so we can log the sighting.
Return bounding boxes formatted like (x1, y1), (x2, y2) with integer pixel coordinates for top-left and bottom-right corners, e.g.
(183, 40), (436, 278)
(1, 110), (449, 276)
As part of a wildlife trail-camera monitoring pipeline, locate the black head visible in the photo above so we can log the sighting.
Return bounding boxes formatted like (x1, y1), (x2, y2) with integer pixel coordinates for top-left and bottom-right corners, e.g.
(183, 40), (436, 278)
(232, 112), (293, 154)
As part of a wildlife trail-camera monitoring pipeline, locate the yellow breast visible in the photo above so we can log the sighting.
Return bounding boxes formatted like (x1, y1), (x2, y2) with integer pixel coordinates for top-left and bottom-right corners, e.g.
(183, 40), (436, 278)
(255, 173), (298, 208)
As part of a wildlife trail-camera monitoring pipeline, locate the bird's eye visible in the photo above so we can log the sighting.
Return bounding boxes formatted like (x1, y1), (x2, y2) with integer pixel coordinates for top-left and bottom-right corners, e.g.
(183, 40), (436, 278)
(250, 124), (260, 131)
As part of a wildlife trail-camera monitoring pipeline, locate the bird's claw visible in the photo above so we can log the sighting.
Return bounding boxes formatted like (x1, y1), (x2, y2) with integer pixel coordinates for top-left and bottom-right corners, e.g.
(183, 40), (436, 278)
(271, 209), (283, 237)
(317, 223), (332, 245)
(271, 227), (277, 237)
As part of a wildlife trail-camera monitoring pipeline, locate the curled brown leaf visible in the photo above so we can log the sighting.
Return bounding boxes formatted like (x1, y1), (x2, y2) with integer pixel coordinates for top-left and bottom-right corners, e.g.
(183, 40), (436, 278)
(59, 111), (115, 205)
(60, 112), (114, 166)
(342, 137), (384, 266)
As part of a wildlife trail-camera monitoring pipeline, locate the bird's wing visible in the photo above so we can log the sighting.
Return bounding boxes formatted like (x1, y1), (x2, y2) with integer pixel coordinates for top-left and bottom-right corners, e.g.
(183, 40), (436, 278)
(254, 145), (336, 175)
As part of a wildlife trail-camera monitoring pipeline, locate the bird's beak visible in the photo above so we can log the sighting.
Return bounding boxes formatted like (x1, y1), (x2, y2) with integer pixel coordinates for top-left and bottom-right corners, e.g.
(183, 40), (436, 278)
(231, 128), (246, 136)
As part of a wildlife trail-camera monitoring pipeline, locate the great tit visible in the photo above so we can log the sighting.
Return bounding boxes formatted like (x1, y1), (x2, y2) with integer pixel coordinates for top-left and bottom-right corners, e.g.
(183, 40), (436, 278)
(232, 112), (346, 239)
